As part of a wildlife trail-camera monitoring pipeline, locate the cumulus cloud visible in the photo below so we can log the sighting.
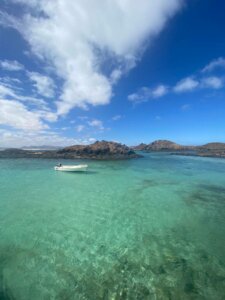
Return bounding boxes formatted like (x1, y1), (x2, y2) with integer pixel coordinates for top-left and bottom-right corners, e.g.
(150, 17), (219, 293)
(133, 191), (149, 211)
(0, 59), (24, 71)
(28, 72), (55, 98)
(0, 76), (22, 85)
(0, 81), (47, 108)
(0, 78), (57, 131)
(128, 87), (152, 104)
(88, 119), (104, 130)
(112, 115), (122, 121)
(0, 83), (18, 98)
(202, 57), (225, 73)
(181, 104), (190, 111)
(128, 85), (168, 103)
(152, 85), (168, 97)
(202, 76), (224, 89)
(88, 138), (97, 143)
(174, 77), (199, 93)
(128, 56), (225, 105)
(0, 128), (96, 148)
(76, 125), (85, 133)
(110, 69), (123, 84)
(0, 0), (183, 115)
(174, 75), (224, 93)
(0, 99), (46, 131)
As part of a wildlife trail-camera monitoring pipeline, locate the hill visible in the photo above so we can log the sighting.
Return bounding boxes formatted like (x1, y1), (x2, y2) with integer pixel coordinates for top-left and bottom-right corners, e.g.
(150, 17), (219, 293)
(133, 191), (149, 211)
(133, 140), (191, 151)
(0, 141), (141, 160)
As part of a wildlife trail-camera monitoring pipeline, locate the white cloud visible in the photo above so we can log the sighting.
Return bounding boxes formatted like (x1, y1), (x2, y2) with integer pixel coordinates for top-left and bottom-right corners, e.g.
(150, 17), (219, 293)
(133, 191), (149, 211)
(0, 128), (97, 148)
(128, 84), (168, 103)
(202, 57), (225, 73)
(175, 76), (224, 93)
(0, 76), (22, 85)
(128, 93), (141, 103)
(181, 104), (190, 111)
(36, 110), (58, 123)
(88, 138), (97, 143)
(88, 119), (104, 130)
(61, 127), (69, 131)
(202, 76), (224, 89)
(0, 77), (57, 130)
(76, 125), (85, 132)
(0, 99), (47, 131)
(0, 81), (49, 109)
(128, 57), (225, 104)
(1, 0), (183, 115)
(112, 115), (122, 121)
(152, 84), (168, 98)
(0, 10), (20, 29)
(110, 69), (123, 84)
(28, 72), (55, 98)
(174, 77), (199, 93)
(128, 87), (152, 104)
(0, 83), (18, 98)
(0, 60), (24, 71)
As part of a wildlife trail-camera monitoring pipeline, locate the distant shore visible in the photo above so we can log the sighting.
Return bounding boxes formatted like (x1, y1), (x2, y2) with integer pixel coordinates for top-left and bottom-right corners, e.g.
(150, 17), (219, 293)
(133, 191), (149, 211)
(133, 140), (225, 159)
(170, 151), (225, 159)
(0, 141), (141, 160)
(1, 139), (225, 160)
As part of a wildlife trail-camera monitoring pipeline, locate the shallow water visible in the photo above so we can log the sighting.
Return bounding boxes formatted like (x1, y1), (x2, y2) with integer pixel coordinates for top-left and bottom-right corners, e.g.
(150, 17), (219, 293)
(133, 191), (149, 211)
(0, 153), (225, 299)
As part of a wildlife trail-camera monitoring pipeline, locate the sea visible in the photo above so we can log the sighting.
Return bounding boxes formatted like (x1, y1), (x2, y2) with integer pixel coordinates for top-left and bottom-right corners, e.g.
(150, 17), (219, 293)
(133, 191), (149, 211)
(0, 152), (225, 299)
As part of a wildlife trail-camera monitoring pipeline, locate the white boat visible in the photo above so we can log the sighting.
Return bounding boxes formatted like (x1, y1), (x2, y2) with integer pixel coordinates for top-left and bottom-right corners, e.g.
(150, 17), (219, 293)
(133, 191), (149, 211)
(54, 164), (88, 172)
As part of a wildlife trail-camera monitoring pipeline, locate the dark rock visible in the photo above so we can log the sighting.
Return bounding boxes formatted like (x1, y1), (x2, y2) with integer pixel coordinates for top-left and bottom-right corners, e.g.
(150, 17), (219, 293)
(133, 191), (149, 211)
(133, 140), (192, 151)
(196, 142), (225, 158)
(134, 140), (225, 158)
(173, 142), (225, 158)
(0, 141), (141, 160)
(131, 143), (148, 151)
(198, 142), (225, 150)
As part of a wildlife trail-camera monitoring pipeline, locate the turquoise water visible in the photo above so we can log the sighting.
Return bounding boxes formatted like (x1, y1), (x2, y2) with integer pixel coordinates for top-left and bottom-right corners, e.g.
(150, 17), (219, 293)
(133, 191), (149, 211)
(0, 153), (225, 300)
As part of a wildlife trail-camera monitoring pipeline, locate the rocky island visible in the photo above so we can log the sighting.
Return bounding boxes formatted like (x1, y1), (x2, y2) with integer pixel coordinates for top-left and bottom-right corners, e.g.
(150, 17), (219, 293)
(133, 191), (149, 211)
(1, 140), (225, 160)
(0, 141), (141, 160)
(195, 143), (225, 158)
(133, 140), (192, 151)
(134, 140), (225, 158)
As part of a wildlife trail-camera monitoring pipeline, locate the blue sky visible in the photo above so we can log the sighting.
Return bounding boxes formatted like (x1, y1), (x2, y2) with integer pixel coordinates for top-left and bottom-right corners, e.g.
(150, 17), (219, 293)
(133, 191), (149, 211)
(0, 0), (225, 147)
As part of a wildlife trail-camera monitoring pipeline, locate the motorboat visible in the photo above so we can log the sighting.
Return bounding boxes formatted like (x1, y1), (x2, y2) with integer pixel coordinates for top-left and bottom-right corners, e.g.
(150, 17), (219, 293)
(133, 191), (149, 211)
(54, 164), (88, 172)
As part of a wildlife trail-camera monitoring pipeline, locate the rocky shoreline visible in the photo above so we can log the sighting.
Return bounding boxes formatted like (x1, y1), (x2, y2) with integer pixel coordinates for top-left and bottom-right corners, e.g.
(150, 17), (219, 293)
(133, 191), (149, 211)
(133, 140), (193, 151)
(1, 140), (225, 160)
(133, 140), (225, 159)
(0, 141), (141, 160)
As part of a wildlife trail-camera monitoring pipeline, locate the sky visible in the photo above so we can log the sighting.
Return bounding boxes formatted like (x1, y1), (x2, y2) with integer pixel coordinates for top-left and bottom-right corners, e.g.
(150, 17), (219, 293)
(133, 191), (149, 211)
(0, 0), (225, 147)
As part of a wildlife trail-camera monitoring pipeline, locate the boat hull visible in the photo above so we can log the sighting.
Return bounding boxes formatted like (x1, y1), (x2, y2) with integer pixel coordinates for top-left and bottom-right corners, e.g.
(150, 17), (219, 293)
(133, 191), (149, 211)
(54, 165), (88, 172)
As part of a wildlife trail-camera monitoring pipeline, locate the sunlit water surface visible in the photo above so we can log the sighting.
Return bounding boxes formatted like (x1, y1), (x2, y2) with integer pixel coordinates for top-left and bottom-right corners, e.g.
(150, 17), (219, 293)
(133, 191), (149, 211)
(0, 153), (225, 299)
